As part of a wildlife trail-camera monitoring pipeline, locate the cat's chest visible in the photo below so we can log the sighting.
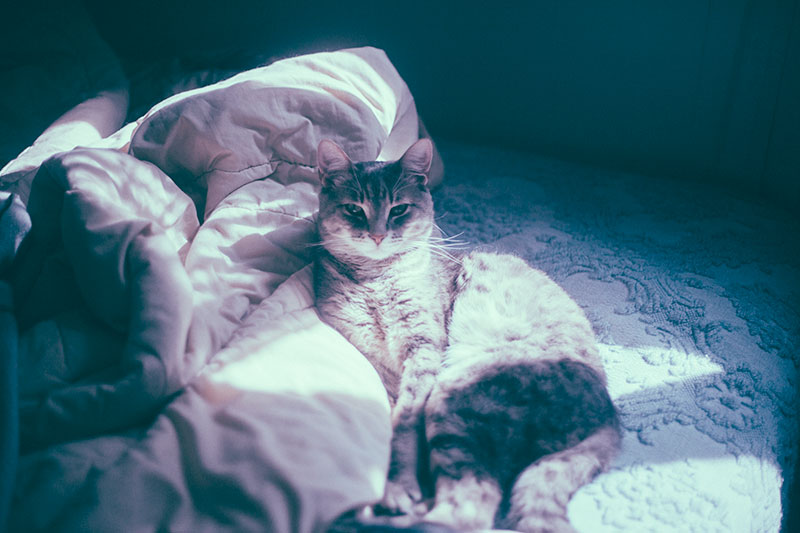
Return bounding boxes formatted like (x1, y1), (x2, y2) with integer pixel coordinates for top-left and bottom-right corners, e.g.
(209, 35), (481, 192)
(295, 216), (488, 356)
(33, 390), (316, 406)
(360, 283), (418, 326)
(350, 279), (427, 345)
(327, 271), (437, 366)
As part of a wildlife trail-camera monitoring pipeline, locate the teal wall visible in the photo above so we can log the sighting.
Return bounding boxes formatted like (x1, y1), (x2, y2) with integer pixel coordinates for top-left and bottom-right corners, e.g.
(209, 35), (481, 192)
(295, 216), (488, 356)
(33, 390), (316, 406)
(87, 0), (800, 209)
(381, 1), (800, 208)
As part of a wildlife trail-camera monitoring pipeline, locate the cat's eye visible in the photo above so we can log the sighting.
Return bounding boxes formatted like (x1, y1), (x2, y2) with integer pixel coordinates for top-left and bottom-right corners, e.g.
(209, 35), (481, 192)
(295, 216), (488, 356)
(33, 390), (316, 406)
(389, 204), (410, 218)
(343, 204), (365, 217)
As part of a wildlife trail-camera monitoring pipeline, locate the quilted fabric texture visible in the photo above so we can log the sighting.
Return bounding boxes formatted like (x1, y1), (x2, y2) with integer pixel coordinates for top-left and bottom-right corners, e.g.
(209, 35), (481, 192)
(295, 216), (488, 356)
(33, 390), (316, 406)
(432, 140), (799, 532)
(3, 47), (406, 533)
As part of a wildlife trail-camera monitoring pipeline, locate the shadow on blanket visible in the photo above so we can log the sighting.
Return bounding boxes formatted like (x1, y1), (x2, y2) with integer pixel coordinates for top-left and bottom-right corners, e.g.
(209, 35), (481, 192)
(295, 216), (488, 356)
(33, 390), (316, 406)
(8, 384), (390, 532)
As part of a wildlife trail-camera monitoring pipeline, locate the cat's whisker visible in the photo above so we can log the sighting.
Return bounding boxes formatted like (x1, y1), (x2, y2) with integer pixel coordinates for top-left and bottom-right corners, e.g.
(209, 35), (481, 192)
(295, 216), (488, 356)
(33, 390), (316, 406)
(432, 224), (467, 242)
(430, 250), (463, 266)
(427, 237), (470, 249)
(431, 248), (461, 258)
(429, 239), (464, 253)
(431, 244), (462, 260)
(430, 234), (466, 242)
(432, 229), (466, 241)
(432, 245), (468, 255)
(409, 241), (462, 265)
(428, 238), (469, 248)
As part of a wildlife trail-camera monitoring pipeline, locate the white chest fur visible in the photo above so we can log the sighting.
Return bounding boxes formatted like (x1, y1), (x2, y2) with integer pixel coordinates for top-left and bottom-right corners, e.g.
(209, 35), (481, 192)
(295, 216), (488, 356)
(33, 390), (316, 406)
(315, 251), (447, 397)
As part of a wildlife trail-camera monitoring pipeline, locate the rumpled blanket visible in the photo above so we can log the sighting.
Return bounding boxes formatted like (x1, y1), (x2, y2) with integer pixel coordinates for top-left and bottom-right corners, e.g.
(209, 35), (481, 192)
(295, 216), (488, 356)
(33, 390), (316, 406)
(2, 46), (417, 532)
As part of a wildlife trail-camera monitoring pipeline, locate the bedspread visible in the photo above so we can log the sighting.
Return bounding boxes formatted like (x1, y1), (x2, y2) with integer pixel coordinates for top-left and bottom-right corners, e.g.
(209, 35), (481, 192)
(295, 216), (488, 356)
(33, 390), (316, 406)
(431, 142), (799, 532)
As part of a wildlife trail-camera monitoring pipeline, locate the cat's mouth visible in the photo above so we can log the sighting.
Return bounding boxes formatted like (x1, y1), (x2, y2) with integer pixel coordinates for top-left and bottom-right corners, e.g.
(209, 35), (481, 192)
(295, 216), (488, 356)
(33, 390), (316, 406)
(356, 238), (397, 260)
(322, 233), (399, 262)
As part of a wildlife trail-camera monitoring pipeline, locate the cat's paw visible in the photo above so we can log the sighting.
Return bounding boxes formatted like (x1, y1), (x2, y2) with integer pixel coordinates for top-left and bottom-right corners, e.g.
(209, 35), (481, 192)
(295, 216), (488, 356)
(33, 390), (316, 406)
(514, 515), (577, 533)
(379, 479), (427, 516)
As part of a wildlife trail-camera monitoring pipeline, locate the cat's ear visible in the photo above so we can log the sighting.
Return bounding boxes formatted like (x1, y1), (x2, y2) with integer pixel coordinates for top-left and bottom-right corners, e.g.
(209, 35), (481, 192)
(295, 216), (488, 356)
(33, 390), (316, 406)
(317, 139), (352, 185)
(399, 138), (433, 183)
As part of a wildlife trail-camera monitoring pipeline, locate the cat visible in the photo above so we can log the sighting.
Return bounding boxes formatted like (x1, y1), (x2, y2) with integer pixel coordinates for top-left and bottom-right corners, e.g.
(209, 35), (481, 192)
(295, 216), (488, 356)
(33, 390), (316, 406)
(313, 138), (621, 532)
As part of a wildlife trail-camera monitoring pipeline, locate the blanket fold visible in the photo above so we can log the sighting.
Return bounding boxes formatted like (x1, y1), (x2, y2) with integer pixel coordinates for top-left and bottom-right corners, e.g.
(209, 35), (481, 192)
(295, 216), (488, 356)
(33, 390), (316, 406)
(13, 148), (197, 450)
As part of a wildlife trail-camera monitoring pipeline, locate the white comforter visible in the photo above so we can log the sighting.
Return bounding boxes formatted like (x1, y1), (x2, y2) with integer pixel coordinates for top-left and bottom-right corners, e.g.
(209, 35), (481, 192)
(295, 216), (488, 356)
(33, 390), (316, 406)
(2, 47), (419, 532)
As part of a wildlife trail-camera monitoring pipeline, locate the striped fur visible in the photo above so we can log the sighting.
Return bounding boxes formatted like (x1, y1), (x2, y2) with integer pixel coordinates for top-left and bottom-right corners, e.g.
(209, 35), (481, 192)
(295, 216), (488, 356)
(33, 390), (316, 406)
(313, 141), (620, 531)
(424, 253), (620, 531)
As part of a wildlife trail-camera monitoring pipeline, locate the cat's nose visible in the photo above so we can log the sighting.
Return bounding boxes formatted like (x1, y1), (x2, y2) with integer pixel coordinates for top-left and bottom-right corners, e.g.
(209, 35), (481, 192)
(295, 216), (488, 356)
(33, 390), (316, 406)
(369, 233), (386, 245)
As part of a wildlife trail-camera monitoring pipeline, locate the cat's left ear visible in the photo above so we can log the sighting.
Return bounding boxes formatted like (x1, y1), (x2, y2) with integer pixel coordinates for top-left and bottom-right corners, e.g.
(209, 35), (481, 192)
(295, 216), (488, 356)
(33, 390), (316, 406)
(400, 138), (433, 184)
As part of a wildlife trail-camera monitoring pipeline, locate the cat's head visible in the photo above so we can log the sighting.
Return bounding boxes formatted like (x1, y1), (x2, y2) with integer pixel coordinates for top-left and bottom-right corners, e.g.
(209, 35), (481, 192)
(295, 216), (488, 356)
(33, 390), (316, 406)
(316, 139), (435, 262)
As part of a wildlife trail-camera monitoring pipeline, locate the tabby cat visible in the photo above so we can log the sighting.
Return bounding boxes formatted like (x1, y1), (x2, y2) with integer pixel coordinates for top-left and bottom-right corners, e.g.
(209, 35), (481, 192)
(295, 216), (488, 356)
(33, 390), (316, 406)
(314, 139), (620, 532)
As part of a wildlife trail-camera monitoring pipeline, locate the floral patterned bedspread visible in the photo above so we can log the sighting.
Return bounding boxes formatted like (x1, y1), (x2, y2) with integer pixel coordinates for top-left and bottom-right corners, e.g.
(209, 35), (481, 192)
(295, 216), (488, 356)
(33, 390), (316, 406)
(433, 140), (798, 532)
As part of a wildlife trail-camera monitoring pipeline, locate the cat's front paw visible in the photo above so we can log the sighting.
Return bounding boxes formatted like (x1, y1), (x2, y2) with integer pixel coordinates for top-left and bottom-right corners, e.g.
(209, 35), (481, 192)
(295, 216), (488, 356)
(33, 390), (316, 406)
(378, 478), (427, 517)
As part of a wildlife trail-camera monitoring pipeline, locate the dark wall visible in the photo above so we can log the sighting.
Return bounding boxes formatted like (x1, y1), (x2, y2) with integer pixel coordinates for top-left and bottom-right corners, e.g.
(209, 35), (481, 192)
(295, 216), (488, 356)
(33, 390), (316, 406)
(81, 1), (800, 207)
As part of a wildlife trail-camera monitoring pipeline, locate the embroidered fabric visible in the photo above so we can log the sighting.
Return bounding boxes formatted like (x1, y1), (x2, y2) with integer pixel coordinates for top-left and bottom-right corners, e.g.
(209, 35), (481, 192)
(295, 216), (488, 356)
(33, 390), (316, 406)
(433, 140), (798, 532)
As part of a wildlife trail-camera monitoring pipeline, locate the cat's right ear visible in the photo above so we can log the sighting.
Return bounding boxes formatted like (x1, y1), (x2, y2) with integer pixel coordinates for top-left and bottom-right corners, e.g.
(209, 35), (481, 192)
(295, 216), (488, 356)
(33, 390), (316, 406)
(317, 139), (352, 187)
(399, 138), (433, 185)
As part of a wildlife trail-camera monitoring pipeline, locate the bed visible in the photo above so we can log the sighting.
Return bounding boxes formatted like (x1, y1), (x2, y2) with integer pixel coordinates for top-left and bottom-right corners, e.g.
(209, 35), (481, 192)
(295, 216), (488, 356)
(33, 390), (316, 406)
(1, 40), (797, 533)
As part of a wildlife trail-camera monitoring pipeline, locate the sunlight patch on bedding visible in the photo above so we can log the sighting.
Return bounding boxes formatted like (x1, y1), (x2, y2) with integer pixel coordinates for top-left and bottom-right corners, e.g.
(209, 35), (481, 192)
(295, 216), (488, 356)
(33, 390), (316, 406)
(569, 426), (782, 533)
(599, 343), (724, 399)
(198, 303), (390, 412)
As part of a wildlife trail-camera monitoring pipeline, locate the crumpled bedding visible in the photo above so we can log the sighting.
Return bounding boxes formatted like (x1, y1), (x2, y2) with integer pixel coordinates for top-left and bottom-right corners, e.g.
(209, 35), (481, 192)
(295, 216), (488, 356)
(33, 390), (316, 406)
(2, 46), (412, 532)
(1, 44), (798, 533)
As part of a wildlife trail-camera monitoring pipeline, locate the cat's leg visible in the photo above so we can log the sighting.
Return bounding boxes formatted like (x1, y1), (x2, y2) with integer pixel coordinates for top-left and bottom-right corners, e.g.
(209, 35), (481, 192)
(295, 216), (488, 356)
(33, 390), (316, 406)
(381, 345), (441, 515)
(421, 381), (503, 530)
(423, 473), (502, 531)
(501, 424), (621, 533)
(383, 418), (426, 515)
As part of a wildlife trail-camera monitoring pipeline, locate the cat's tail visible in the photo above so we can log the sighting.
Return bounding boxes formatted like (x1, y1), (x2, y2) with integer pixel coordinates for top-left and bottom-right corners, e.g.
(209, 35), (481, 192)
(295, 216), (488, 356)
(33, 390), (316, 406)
(498, 424), (621, 533)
